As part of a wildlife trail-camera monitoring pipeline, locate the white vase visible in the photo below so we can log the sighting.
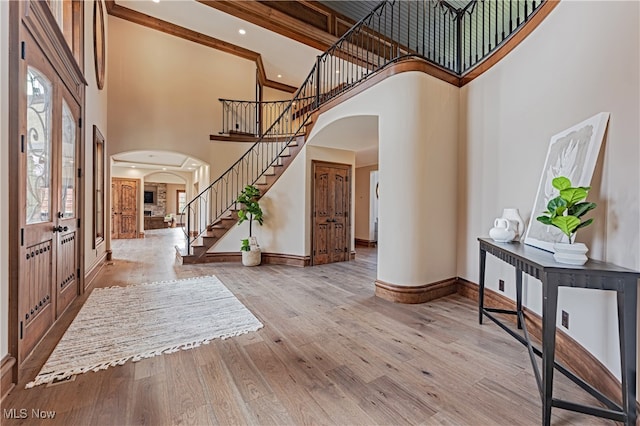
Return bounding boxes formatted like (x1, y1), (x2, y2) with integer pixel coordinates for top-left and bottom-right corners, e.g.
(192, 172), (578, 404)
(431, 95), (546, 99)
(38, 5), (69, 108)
(501, 208), (525, 241)
(553, 242), (588, 265)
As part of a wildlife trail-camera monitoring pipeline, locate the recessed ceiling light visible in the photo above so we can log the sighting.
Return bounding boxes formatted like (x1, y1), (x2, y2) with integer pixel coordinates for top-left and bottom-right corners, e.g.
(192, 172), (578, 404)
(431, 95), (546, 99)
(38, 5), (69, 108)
(162, 168), (167, 171)
(131, 166), (136, 168)
(187, 167), (193, 170)
(152, 0), (160, 3)
(277, 74), (282, 78)
(191, 163), (197, 166)
(238, 29), (246, 35)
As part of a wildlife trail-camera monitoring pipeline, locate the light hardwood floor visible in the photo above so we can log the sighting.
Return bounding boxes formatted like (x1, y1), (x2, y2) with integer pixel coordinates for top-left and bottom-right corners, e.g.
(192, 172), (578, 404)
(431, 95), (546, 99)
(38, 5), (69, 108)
(3, 228), (614, 425)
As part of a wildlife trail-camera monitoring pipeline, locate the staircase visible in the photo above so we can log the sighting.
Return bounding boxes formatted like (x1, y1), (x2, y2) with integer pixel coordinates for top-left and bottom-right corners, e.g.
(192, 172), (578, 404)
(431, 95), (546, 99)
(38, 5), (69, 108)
(177, 0), (548, 264)
(178, 135), (305, 264)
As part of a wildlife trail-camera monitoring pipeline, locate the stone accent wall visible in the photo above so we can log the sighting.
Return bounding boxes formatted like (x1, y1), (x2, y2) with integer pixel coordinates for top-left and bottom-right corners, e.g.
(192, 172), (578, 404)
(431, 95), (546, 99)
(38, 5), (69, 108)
(144, 183), (167, 216)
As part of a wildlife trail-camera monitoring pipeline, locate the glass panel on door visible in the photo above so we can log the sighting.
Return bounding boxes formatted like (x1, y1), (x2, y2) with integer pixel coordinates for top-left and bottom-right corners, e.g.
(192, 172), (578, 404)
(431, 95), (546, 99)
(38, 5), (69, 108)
(26, 67), (53, 224)
(60, 99), (76, 218)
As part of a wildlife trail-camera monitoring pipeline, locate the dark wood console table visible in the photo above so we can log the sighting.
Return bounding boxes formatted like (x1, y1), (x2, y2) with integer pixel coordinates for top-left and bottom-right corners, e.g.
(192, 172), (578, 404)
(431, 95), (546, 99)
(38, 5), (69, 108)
(478, 237), (639, 425)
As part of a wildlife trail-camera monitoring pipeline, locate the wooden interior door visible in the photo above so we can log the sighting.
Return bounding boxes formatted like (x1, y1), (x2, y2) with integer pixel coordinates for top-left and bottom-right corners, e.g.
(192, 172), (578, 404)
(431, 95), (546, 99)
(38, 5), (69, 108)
(18, 32), (81, 363)
(112, 178), (138, 239)
(312, 162), (351, 265)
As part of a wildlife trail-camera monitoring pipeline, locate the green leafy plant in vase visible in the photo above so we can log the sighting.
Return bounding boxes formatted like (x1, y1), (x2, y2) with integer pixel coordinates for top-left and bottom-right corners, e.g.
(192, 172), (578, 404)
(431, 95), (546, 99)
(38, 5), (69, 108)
(236, 185), (264, 266)
(536, 176), (596, 265)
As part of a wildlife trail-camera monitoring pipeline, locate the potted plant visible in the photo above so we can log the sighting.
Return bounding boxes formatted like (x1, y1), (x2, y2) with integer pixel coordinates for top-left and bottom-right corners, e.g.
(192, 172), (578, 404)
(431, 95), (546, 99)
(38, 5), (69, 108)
(536, 176), (596, 265)
(236, 185), (264, 266)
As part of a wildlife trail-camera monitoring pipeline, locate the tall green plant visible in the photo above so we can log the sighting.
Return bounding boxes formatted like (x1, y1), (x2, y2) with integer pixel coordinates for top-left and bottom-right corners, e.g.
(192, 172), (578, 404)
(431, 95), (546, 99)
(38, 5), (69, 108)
(236, 185), (263, 238)
(536, 176), (596, 242)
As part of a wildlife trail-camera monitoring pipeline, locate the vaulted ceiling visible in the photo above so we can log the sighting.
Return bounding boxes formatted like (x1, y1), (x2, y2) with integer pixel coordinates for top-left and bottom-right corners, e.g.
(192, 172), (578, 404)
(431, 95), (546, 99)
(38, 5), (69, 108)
(110, 1), (499, 90)
(112, 1), (324, 88)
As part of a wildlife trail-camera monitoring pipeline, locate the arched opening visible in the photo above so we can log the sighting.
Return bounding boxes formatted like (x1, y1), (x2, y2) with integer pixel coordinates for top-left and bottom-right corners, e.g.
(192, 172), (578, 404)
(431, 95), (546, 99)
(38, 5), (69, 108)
(108, 150), (209, 254)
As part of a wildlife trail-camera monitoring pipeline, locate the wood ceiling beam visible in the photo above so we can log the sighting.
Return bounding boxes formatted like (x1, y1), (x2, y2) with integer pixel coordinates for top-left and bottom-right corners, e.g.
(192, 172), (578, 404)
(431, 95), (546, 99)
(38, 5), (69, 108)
(105, 1), (259, 62)
(197, 0), (340, 52)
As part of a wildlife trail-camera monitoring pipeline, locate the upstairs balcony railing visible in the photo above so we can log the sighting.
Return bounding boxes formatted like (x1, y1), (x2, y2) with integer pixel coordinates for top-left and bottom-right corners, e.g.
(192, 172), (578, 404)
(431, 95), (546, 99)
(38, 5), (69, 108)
(184, 0), (547, 253)
(458, 0), (545, 73)
(218, 97), (313, 137)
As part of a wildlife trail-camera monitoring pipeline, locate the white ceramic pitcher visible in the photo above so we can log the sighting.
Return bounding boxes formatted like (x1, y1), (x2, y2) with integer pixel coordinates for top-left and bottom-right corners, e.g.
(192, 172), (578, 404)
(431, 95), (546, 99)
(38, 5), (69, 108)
(489, 218), (516, 242)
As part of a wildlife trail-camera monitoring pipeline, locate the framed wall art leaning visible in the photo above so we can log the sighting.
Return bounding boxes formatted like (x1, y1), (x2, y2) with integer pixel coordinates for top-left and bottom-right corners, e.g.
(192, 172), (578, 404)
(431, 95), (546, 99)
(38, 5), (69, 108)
(524, 112), (610, 252)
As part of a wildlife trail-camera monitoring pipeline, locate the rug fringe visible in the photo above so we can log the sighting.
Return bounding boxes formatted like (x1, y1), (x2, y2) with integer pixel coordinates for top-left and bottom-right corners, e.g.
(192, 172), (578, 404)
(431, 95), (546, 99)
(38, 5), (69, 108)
(25, 323), (263, 389)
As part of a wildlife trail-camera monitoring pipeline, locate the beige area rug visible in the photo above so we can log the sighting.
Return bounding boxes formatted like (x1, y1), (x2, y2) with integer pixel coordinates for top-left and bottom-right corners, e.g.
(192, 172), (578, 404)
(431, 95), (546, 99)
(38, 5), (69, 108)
(26, 276), (263, 388)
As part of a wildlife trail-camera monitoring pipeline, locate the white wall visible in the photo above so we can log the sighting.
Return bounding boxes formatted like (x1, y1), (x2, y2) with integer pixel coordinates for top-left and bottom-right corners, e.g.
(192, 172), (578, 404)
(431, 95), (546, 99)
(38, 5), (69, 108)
(107, 14), (258, 243)
(213, 144), (307, 254)
(165, 183), (186, 216)
(263, 86), (292, 102)
(107, 16), (255, 166)
(0, 0), (10, 358)
(307, 72), (459, 286)
(458, 1), (640, 380)
(84, 0), (109, 274)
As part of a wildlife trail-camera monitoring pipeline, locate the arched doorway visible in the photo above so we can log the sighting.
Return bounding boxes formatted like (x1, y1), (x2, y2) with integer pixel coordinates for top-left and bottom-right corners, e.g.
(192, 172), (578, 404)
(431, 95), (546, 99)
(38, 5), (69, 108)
(109, 150), (207, 248)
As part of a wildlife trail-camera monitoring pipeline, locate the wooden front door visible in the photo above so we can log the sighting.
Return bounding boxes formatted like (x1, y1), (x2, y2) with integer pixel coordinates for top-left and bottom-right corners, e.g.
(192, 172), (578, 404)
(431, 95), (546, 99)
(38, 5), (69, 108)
(312, 162), (351, 265)
(18, 32), (81, 363)
(112, 178), (138, 239)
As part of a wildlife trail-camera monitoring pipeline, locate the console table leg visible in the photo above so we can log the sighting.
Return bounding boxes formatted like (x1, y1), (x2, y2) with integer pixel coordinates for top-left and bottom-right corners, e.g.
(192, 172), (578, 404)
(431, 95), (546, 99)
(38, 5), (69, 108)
(479, 248), (487, 324)
(617, 283), (637, 426)
(516, 268), (523, 329)
(542, 275), (559, 426)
